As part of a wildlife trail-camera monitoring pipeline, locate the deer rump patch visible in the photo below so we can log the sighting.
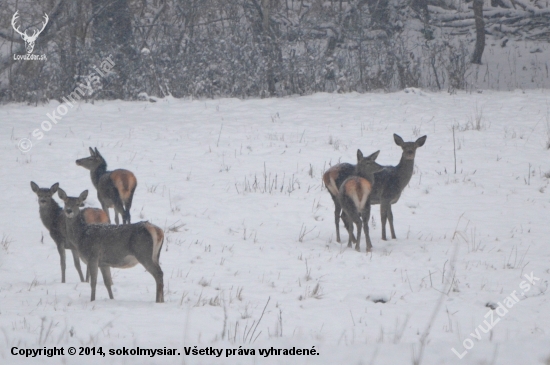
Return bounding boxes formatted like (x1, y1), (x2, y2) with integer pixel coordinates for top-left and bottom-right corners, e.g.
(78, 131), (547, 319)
(82, 208), (109, 224)
(144, 222), (164, 265)
(343, 177), (372, 211)
(323, 168), (341, 197)
(110, 169), (137, 202)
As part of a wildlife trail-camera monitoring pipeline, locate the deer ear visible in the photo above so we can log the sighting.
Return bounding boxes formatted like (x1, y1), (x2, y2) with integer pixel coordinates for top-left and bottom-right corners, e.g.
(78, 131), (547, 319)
(367, 150), (380, 161)
(415, 135), (427, 147)
(89, 147), (95, 156)
(393, 134), (404, 146)
(50, 183), (59, 194)
(94, 148), (101, 157)
(57, 188), (67, 201)
(30, 181), (39, 193)
(357, 149), (364, 161)
(79, 190), (88, 202)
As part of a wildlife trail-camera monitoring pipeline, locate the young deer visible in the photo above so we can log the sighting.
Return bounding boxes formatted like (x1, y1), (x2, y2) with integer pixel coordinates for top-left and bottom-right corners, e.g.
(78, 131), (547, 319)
(30, 182), (109, 283)
(57, 188), (164, 303)
(338, 150), (384, 252)
(76, 147), (137, 225)
(370, 134), (427, 240)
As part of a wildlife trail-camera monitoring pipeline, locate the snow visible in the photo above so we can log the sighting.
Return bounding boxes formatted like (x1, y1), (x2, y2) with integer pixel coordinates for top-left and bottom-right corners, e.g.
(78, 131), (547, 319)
(1, 90), (549, 364)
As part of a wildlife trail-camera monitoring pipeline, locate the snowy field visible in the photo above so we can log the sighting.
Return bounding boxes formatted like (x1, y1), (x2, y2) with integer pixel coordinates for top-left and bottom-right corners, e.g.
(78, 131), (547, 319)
(1, 90), (549, 364)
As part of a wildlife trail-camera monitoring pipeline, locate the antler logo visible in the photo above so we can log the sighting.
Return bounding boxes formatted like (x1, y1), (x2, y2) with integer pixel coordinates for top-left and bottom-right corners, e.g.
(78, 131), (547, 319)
(11, 11), (48, 54)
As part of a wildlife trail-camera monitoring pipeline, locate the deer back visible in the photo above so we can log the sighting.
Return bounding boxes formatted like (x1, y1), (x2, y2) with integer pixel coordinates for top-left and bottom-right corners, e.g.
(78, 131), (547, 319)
(82, 208), (110, 224)
(322, 163), (355, 197)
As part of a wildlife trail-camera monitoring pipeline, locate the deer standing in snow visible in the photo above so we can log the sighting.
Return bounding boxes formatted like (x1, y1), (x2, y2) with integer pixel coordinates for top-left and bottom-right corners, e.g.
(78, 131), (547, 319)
(338, 150), (384, 252)
(30, 182), (109, 283)
(370, 134), (427, 240)
(76, 147), (137, 225)
(58, 188), (164, 303)
(323, 161), (355, 243)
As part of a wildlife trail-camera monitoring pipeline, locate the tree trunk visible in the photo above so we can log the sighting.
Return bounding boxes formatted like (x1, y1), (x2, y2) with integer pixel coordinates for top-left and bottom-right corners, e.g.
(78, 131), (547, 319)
(471, 0), (485, 64)
(91, 0), (135, 99)
(262, 0), (276, 96)
(412, 0), (432, 40)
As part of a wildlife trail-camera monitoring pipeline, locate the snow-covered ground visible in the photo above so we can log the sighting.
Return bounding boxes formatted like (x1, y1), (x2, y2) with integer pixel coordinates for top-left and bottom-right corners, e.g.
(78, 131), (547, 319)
(1, 90), (549, 364)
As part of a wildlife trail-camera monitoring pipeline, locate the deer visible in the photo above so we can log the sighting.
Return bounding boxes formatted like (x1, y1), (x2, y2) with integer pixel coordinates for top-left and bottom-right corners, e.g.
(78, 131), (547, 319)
(338, 150), (384, 252)
(76, 147), (137, 225)
(370, 134), (427, 240)
(12, 11), (48, 54)
(57, 188), (164, 303)
(323, 162), (355, 243)
(30, 182), (109, 283)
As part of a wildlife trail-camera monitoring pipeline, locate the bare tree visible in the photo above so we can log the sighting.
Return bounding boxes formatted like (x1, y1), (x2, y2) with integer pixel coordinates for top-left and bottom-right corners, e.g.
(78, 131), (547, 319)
(471, 0), (485, 64)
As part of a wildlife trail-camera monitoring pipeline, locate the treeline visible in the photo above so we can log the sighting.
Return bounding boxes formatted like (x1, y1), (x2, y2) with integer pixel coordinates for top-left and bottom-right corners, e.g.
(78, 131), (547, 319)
(0, 0), (548, 103)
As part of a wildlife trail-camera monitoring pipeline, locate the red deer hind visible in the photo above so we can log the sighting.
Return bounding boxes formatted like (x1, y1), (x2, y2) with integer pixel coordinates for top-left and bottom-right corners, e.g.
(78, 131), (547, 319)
(337, 150), (384, 252)
(58, 188), (164, 303)
(370, 134), (427, 240)
(31, 182), (109, 283)
(323, 162), (355, 243)
(76, 147), (137, 225)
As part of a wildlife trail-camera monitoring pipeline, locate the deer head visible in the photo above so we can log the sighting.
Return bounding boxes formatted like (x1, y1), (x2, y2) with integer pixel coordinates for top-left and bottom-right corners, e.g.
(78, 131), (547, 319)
(12, 11), (48, 54)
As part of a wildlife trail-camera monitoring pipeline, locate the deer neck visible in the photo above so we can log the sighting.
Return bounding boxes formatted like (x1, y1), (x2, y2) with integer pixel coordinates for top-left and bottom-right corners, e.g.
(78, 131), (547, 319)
(395, 156), (415, 190)
(65, 210), (86, 248)
(90, 163), (107, 188)
(39, 200), (62, 231)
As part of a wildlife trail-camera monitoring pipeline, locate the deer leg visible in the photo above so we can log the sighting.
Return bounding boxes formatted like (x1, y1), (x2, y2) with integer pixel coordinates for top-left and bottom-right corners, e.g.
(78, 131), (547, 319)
(124, 188), (135, 224)
(70, 249), (85, 282)
(355, 218), (362, 252)
(334, 201), (342, 243)
(342, 213), (354, 248)
(85, 266), (89, 282)
(139, 260), (165, 303)
(362, 204), (373, 253)
(100, 202), (111, 224)
(113, 196), (126, 225)
(387, 205), (396, 239)
(100, 266), (114, 299)
(342, 211), (357, 243)
(380, 202), (389, 241)
(88, 256), (99, 301)
(55, 243), (67, 283)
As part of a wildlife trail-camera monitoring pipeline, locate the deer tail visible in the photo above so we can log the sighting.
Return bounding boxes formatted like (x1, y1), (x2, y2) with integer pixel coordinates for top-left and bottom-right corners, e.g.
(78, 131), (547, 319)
(144, 222), (164, 265)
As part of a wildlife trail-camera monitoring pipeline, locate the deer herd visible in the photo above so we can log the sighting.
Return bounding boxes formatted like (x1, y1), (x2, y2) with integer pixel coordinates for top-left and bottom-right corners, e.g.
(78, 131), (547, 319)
(31, 147), (164, 303)
(31, 134), (426, 303)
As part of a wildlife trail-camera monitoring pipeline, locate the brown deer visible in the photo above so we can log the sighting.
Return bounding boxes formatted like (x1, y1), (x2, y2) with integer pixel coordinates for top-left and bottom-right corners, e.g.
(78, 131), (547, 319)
(323, 162), (355, 243)
(30, 182), (109, 283)
(370, 134), (427, 240)
(57, 188), (164, 303)
(76, 147), (137, 225)
(338, 150), (384, 252)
